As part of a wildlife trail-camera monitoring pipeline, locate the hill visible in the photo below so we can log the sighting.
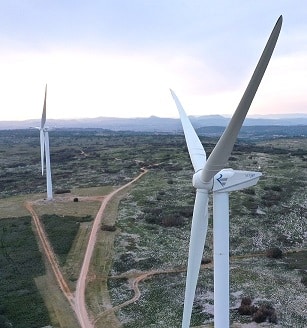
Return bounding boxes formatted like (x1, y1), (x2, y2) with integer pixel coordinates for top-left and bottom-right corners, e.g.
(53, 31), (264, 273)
(0, 114), (307, 132)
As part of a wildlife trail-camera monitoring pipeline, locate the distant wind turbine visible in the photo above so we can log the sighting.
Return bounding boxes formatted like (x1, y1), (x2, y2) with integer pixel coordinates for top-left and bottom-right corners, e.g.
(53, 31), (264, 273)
(38, 84), (53, 200)
(170, 16), (282, 328)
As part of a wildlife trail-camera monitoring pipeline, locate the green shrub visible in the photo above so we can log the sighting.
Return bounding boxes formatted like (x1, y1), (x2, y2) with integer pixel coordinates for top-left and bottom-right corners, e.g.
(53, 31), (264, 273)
(41, 214), (92, 265)
(301, 273), (307, 287)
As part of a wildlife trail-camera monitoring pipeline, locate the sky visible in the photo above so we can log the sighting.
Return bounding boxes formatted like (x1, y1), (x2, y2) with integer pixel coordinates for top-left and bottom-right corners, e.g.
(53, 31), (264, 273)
(0, 1), (307, 120)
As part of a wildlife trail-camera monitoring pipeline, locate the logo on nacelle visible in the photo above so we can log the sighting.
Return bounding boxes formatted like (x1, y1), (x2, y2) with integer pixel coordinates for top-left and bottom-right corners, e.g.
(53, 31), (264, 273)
(216, 173), (228, 186)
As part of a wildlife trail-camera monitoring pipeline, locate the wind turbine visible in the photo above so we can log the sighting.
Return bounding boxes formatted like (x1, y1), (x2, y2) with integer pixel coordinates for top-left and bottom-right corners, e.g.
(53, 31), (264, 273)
(170, 16), (282, 328)
(38, 84), (53, 200)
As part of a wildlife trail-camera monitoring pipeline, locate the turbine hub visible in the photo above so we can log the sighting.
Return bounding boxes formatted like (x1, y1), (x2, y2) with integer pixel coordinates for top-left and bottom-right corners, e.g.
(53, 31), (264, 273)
(192, 170), (213, 190)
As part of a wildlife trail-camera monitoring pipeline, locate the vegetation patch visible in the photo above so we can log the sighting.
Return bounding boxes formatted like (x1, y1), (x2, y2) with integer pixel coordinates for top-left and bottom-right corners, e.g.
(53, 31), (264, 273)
(116, 274), (185, 328)
(238, 297), (277, 324)
(283, 250), (307, 289)
(110, 136), (306, 327)
(0, 216), (50, 327)
(108, 278), (134, 307)
(266, 247), (283, 259)
(41, 214), (93, 265)
(101, 224), (116, 232)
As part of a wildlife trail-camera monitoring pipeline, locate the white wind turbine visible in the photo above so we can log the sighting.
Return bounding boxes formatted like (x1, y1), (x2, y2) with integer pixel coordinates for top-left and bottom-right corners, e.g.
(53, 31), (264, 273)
(38, 84), (53, 200)
(170, 16), (282, 328)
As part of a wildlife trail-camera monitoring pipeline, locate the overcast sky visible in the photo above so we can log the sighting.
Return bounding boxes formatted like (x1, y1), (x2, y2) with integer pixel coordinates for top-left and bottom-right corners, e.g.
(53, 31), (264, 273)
(0, 1), (306, 120)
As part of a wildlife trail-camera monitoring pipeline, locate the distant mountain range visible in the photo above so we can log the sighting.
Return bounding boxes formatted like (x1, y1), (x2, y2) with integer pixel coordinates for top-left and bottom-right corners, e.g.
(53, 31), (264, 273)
(1, 114), (307, 132)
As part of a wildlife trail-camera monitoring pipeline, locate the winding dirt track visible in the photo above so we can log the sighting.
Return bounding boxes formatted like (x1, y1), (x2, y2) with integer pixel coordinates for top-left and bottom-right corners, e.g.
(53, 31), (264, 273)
(94, 248), (306, 324)
(93, 267), (189, 324)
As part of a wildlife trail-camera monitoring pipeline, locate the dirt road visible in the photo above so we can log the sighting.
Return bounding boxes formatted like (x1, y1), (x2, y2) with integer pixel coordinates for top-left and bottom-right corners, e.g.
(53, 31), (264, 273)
(26, 168), (147, 328)
(74, 169), (148, 328)
(25, 201), (74, 307)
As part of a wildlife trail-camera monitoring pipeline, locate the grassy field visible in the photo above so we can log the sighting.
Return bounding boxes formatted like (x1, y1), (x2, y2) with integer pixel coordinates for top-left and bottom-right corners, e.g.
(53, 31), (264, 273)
(0, 130), (306, 327)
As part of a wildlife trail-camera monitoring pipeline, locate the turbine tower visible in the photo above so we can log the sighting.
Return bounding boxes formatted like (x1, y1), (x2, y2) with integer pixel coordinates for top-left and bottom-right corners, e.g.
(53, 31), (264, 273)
(170, 16), (282, 328)
(39, 84), (53, 200)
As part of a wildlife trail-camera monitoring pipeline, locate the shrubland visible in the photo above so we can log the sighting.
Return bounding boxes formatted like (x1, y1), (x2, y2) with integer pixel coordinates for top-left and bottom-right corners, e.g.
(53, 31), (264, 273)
(0, 129), (305, 327)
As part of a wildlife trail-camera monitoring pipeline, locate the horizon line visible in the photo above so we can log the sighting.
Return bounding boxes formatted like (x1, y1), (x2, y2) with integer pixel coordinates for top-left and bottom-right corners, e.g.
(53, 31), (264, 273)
(1, 112), (307, 123)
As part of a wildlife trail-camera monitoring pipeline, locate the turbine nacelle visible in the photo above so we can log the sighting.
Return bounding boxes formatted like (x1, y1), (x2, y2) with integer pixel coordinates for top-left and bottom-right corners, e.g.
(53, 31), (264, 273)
(41, 127), (54, 133)
(192, 168), (261, 192)
(213, 169), (262, 192)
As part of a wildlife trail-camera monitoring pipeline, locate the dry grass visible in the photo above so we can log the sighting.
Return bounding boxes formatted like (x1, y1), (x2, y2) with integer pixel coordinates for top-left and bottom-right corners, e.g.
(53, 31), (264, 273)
(0, 193), (43, 218)
(71, 186), (115, 197)
(0, 186), (110, 219)
(86, 230), (122, 328)
(85, 183), (140, 327)
(35, 268), (79, 328)
(32, 196), (102, 218)
(63, 222), (93, 289)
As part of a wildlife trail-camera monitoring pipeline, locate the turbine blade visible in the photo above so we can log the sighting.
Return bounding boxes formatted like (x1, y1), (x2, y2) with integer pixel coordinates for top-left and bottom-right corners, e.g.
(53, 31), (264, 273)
(40, 130), (45, 175)
(182, 190), (209, 328)
(202, 16), (282, 182)
(41, 84), (47, 129)
(170, 89), (206, 172)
